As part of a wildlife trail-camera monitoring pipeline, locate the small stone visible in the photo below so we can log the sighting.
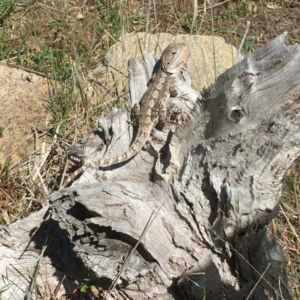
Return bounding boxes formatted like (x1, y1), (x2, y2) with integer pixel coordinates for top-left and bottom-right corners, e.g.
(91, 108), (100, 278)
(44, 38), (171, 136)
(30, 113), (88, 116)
(76, 13), (84, 20)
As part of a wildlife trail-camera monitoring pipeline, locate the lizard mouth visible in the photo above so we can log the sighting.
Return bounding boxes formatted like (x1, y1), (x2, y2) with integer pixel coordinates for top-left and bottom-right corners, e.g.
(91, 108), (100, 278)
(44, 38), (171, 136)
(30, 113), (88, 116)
(172, 60), (185, 72)
(169, 57), (185, 73)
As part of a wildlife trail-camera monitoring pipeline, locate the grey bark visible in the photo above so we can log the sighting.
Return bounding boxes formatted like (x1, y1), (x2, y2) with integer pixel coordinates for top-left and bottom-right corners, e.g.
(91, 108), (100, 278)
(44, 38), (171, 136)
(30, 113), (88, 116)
(1, 32), (298, 299)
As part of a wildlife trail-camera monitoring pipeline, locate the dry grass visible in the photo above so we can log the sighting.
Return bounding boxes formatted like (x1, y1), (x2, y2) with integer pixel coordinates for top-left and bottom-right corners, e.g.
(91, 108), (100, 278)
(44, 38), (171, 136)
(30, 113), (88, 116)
(275, 158), (300, 298)
(0, 0), (299, 298)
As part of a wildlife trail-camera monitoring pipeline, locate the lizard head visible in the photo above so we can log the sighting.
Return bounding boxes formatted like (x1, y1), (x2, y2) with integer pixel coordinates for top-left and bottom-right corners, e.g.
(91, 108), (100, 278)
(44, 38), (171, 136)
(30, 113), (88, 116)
(161, 43), (186, 74)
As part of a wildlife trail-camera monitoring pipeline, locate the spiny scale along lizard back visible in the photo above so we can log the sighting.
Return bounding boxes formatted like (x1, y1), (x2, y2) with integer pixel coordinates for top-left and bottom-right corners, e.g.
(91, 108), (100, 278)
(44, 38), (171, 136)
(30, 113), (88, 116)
(62, 42), (186, 188)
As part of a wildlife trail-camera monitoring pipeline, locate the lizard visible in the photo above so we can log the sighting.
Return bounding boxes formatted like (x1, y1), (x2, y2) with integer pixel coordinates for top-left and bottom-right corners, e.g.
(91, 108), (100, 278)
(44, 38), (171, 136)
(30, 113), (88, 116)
(62, 42), (186, 189)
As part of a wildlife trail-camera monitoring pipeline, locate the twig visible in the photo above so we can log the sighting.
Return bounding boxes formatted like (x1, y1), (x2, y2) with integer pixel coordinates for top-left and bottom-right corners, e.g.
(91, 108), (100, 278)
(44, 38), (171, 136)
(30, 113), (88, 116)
(280, 204), (300, 244)
(107, 211), (155, 295)
(191, 0), (198, 34)
(54, 274), (66, 297)
(245, 264), (271, 300)
(26, 245), (47, 300)
(107, 195), (168, 296)
(152, 0), (157, 29)
(144, 0), (151, 50)
(7, 64), (48, 78)
(293, 170), (300, 225)
(199, 0), (229, 12)
(234, 20), (251, 64)
(210, 0), (216, 80)
(215, 233), (288, 298)
(102, 28), (118, 44)
(19, 208), (51, 259)
(73, 61), (90, 135)
(120, 0), (125, 53)
(238, 21), (251, 54)
(60, 158), (70, 190)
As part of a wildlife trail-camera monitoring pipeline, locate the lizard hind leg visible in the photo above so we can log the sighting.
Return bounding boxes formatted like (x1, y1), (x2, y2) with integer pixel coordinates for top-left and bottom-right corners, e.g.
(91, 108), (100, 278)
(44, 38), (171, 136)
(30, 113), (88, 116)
(131, 103), (141, 126)
(154, 103), (167, 131)
(150, 100), (166, 127)
(158, 103), (166, 122)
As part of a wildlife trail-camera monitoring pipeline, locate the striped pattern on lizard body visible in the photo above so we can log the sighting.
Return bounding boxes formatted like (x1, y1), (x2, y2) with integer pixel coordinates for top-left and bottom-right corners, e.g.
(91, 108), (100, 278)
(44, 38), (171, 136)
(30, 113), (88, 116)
(62, 42), (186, 188)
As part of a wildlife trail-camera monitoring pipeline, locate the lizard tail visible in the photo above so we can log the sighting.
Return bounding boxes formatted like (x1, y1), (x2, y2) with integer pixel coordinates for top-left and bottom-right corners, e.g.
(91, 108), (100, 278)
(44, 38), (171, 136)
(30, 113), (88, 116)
(61, 128), (151, 189)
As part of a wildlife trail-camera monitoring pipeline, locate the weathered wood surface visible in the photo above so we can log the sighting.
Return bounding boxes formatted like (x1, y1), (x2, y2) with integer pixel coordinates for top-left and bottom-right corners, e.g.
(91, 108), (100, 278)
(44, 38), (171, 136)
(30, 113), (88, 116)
(1, 32), (299, 299)
(50, 32), (300, 299)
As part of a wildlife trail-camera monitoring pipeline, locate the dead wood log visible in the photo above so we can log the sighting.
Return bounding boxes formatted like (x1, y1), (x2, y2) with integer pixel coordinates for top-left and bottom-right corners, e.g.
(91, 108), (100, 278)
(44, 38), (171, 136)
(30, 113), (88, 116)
(51, 33), (300, 299)
(2, 32), (298, 299)
(49, 32), (300, 299)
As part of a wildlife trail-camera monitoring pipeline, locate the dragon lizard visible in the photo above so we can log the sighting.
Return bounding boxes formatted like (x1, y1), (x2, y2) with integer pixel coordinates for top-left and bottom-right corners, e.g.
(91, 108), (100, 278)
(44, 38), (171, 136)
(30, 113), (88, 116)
(62, 42), (186, 188)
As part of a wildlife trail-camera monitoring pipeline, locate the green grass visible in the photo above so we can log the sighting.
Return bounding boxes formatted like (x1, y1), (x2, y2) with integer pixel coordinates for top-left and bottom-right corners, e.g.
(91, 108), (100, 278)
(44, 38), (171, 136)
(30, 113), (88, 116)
(0, 126), (4, 138)
(0, 23), (15, 59)
(243, 30), (259, 55)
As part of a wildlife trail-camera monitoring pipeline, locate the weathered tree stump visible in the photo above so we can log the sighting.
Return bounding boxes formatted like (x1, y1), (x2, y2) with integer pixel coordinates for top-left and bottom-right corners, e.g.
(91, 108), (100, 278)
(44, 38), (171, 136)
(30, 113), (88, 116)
(1, 32), (299, 299)
(49, 32), (300, 299)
